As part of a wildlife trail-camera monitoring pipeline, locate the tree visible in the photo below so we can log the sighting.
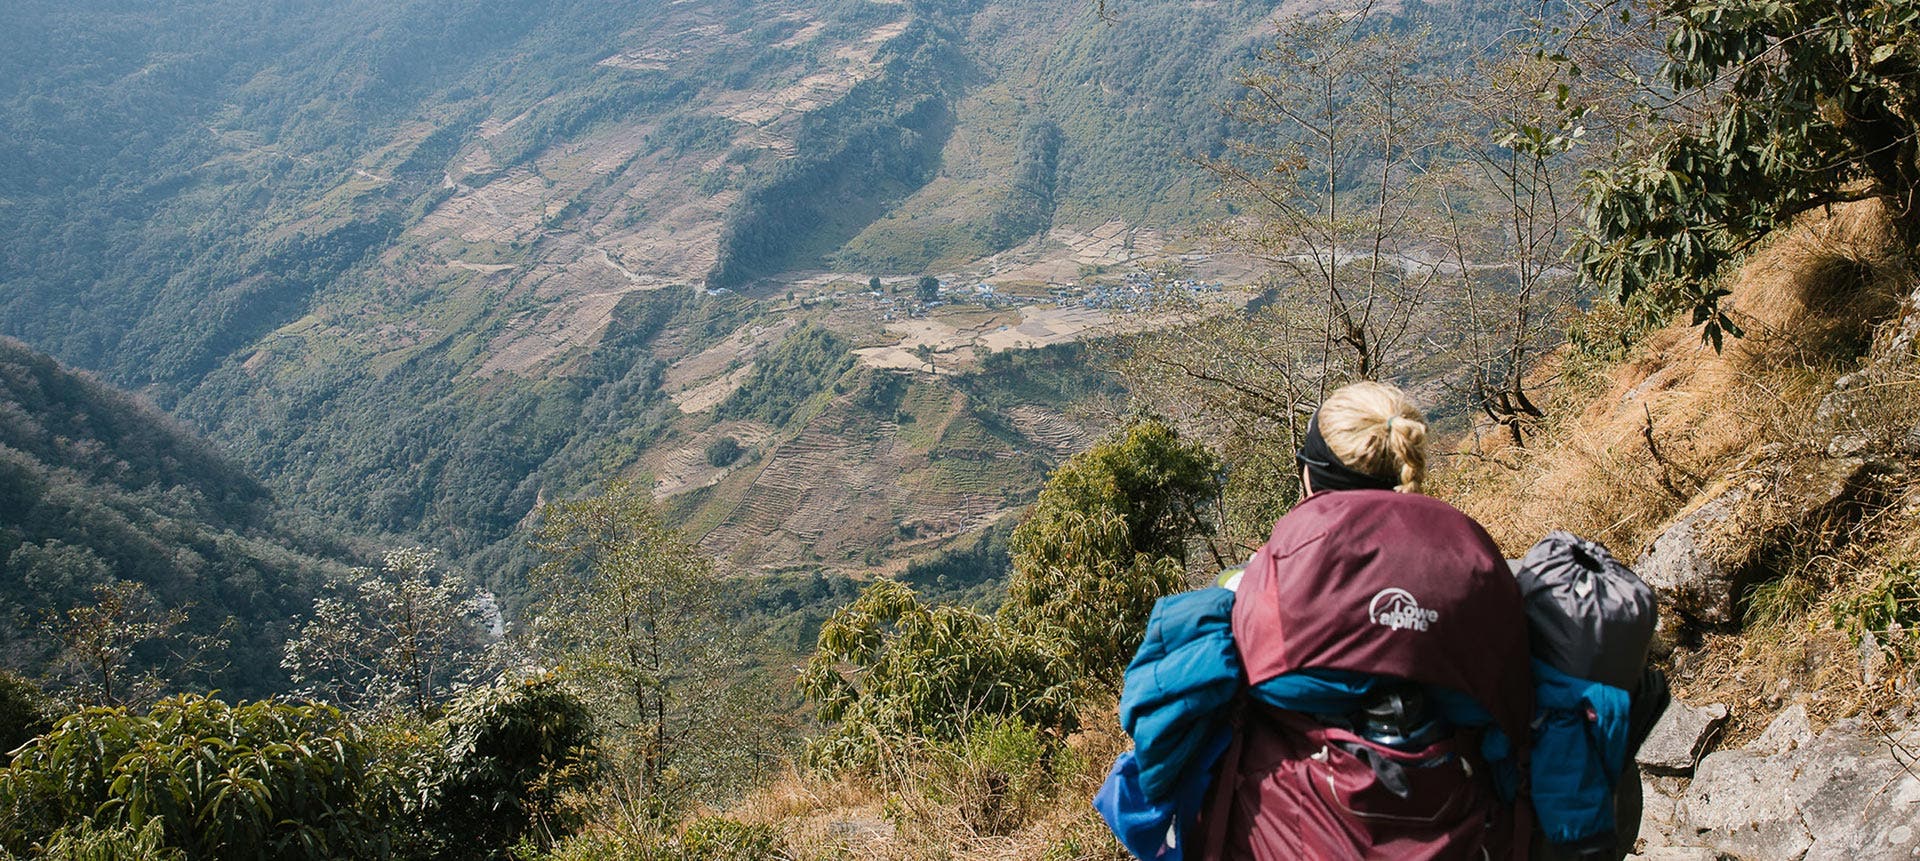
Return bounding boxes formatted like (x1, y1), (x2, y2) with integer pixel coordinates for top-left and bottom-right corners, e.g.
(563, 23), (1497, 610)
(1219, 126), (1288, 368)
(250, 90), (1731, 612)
(1433, 50), (1593, 445)
(1581, 0), (1920, 347)
(528, 482), (780, 816)
(1001, 419), (1219, 685)
(1202, 10), (1447, 381)
(703, 436), (743, 467)
(46, 580), (193, 707)
(913, 343), (936, 375)
(432, 674), (600, 859)
(281, 547), (493, 715)
(0, 671), (52, 755)
(868, 276), (883, 293)
(916, 275), (941, 303)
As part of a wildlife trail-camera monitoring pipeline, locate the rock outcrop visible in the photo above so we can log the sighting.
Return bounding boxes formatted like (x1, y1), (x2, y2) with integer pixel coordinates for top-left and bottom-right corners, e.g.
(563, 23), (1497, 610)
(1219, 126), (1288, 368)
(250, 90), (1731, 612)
(1634, 457), (1869, 628)
(1632, 705), (1920, 860)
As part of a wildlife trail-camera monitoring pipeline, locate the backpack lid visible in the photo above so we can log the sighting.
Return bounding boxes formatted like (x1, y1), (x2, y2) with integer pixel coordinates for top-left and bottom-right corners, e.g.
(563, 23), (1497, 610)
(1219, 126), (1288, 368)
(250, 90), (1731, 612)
(1514, 531), (1656, 690)
(1233, 490), (1533, 744)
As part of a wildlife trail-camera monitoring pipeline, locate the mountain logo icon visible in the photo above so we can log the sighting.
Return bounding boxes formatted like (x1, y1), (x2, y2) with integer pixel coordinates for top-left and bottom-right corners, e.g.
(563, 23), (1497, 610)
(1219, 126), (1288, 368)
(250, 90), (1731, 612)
(1368, 588), (1439, 632)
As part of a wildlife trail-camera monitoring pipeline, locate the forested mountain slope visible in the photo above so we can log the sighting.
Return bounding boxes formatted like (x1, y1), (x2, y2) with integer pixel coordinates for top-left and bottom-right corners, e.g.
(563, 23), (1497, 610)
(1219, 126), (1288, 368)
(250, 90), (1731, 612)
(0, 338), (354, 697)
(0, 0), (1531, 586)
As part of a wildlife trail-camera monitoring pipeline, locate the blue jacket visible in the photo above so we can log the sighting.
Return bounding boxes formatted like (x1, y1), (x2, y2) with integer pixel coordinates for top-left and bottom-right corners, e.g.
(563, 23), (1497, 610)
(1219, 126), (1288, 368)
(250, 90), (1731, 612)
(1528, 660), (1633, 844)
(1094, 588), (1519, 861)
(1095, 587), (1238, 861)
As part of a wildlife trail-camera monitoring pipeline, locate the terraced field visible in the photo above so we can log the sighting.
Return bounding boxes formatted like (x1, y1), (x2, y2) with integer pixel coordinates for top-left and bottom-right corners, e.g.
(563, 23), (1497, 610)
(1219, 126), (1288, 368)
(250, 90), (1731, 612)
(682, 375), (1087, 573)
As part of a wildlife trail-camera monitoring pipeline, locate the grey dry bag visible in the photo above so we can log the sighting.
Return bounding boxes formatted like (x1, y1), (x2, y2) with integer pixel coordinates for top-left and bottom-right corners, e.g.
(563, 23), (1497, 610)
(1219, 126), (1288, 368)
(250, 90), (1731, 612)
(1514, 530), (1656, 689)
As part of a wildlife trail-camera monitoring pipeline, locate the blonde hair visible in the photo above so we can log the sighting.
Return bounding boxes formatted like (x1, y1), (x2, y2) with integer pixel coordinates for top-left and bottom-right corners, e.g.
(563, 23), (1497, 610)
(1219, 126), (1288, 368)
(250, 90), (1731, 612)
(1316, 381), (1428, 493)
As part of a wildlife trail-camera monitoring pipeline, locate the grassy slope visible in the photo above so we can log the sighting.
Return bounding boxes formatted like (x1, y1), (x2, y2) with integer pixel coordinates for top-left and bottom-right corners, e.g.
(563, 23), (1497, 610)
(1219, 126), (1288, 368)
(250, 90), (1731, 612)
(1437, 201), (1920, 739)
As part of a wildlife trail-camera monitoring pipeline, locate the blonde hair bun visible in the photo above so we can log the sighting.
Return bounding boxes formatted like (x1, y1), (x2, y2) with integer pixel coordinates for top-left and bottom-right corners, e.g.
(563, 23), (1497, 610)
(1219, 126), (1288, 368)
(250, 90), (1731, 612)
(1315, 381), (1428, 493)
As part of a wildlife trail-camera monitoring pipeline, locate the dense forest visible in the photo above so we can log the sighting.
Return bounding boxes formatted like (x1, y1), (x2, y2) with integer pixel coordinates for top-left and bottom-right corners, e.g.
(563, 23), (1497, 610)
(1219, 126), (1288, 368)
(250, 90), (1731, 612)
(0, 338), (354, 697)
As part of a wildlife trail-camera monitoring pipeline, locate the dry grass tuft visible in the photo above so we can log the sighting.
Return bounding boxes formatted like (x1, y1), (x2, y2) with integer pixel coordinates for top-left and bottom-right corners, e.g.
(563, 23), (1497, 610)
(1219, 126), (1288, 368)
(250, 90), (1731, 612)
(1440, 201), (1907, 557)
(707, 711), (1133, 861)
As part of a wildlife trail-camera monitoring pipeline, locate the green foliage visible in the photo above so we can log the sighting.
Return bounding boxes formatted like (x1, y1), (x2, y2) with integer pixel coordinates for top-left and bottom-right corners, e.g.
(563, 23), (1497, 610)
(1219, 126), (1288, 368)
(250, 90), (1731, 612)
(1580, 0), (1920, 347)
(1834, 563), (1920, 661)
(703, 436), (744, 468)
(979, 120), (1064, 251)
(0, 671), (53, 759)
(281, 547), (493, 716)
(45, 580), (195, 708)
(916, 275), (941, 303)
(430, 674), (599, 860)
(530, 483), (784, 818)
(1013, 418), (1218, 563)
(0, 696), (392, 860)
(716, 324), (854, 427)
(0, 339), (347, 697)
(539, 817), (785, 861)
(799, 580), (1077, 773)
(674, 818), (786, 861)
(1002, 419), (1218, 685)
(920, 717), (1060, 836)
(36, 819), (181, 861)
(0, 676), (600, 861)
(898, 518), (1015, 609)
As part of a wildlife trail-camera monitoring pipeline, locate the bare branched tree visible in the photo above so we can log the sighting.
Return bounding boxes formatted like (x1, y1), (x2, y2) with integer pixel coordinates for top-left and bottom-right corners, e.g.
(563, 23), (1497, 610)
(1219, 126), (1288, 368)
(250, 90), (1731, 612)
(1202, 8), (1447, 384)
(1430, 53), (1591, 446)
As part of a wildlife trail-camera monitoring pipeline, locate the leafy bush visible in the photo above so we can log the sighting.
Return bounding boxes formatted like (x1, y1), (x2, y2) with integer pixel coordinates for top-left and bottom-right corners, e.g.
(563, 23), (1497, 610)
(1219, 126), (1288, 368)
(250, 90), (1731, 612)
(1002, 419), (1218, 685)
(429, 674), (600, 859)
(540, 817), (784, 861)
(922, 718), (1059, 836)
(0, 671), (53, 758)
(676, 818), (786, 860)
(1579, 0), (1920, 346)
(1834, 563), (1920, 660)
(36, 819), (179, 861)
(799, 580), (1076, 773)
(0, 696), (394, 860)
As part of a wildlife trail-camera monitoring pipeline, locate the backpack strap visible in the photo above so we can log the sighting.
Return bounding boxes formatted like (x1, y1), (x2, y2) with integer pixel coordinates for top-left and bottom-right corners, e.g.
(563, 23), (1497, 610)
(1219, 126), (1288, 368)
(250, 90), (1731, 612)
(1197, 696), (1247, 858)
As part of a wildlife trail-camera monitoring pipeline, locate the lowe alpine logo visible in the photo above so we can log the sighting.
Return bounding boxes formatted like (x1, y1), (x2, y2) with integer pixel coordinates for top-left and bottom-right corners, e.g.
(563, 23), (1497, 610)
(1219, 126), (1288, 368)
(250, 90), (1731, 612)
(1368, 588), (1439, 632)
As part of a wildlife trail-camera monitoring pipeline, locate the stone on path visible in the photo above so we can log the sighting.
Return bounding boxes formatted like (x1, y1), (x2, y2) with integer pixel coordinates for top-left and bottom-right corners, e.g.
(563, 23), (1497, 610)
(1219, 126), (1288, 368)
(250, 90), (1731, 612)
(1638, 701), (1729, 776)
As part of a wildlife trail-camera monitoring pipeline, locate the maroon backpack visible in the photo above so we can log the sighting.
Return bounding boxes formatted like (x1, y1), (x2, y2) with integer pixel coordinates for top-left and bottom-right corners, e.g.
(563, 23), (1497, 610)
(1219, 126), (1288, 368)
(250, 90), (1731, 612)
(1203, 490), (1534, 860)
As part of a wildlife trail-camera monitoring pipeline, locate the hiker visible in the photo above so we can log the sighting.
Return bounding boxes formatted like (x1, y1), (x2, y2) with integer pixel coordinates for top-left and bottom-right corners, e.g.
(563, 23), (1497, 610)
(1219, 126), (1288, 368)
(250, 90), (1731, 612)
(1098, 381), (1534, 859)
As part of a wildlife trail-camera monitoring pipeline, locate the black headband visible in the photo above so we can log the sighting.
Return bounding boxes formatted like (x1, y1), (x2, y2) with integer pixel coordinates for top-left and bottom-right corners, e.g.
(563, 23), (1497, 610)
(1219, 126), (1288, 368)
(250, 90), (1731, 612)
(1297, 413), (1398, 493)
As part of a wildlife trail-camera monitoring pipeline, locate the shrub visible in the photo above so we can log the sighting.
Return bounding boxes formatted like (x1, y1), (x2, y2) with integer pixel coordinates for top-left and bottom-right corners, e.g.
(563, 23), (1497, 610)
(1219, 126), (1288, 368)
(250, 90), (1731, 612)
(799, 580), (1077, 774)
(676, 818), (785, 860)
(37, 819), (180, 861)
(0, 671), (53, 758)
(923, 718), (1058, 836)
(1834, 563), (1920, 661)
(1003, 419), (1218, 685)
(704, 436), (744, 467)
(430, 673), (600, 859)
(0, 696), (394, 860)
(539, 817), (784, 861)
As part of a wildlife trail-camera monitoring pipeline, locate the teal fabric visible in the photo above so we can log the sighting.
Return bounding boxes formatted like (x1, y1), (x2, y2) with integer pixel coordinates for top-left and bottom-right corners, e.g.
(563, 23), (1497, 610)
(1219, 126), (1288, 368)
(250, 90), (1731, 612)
(1118, 586), (1243, 801)
(1529, 659), (1633, 844)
